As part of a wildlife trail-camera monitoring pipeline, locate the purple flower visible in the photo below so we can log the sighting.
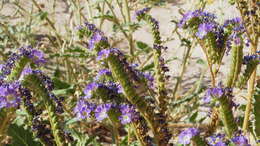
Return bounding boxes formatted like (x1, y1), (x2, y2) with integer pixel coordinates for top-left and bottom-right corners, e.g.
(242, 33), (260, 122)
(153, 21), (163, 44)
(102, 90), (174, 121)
(135, 7), (151, 18)
(83, 82), (100, 99)
(20, 67), (33, 78)
(94, 69), (111, 80)
(0, 82), (21, 109)
(178, 128), (199, 145)
(178, 10), (202, 28)
(203, 89), (212, 104)
(88, 32), (103, 49)
(142, 72), (154, 87)
(94, 103), (112, 121)
(115, 84), (123, 94)
(19, 46), (46, 66)
(223, 17), (242, 28)
(231, 135), (250, 146)
(203, 83), (227, 103)
(97, 49), (112, 60)
(30, 49), (47, 65)
(74, 99), (95, 120)
(243, 54), (260, 64)
(207, 134), (226, 146)
(0, 64), (3, 71)
(118, 104), (137, 124)
(196, 23), (215, 39)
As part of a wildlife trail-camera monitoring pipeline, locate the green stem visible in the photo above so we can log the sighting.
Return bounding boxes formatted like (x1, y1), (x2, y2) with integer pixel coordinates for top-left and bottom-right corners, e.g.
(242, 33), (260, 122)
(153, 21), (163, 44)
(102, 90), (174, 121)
(172, 43), (192, 98)
(226, 45), (243, 87)
(242, 38), (258, 133)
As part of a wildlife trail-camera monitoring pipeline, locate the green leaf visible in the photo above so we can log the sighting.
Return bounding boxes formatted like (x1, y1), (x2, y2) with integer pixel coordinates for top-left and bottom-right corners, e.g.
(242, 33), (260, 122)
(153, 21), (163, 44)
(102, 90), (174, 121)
(189, 111), (198, 123)
(38, 11), (48, 20)
(52, 77), (71, 89)
(52, 78), (75, 96)
(196, 59), (206, 65)
(141, 62), (155, 71)
(53, 87), (75, 96)
(7, 124), (41, 146)
(136, 41), (150, 51)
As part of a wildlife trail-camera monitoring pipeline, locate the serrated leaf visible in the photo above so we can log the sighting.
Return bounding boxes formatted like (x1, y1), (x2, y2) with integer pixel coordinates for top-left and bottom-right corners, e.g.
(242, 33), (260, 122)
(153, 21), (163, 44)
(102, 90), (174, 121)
(7, 124), (41, 146)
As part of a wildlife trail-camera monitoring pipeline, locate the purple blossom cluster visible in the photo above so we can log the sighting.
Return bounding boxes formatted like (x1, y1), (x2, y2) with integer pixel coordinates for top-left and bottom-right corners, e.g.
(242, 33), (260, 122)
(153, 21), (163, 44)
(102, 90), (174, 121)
(74, 98), (137, 124)
(243, 54), (260, 64)
(77, 22), (108, 50)
(178, 10), (216, 28)
(135, 7), (151, 18)
(223, 17), (247, 49)
(178, 128), (199, 145)
(179, 10), (251, 54)
(96, 48), (120, 61)
(83, 81), (123, 100)
(118, 104), (137, 124)
(0, 46), (46, 80)
(207, 134), (226, 146)
(231, 134), (250, 146)
(203, 83), (232, 104)
(179, 10), (227, 51)
(0, 82), (21, 109)
(94, 69), (112, 81)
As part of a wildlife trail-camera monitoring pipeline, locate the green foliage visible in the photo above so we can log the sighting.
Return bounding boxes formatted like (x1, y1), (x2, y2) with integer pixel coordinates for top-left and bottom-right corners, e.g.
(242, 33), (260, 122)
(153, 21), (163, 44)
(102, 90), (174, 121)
(7, 124), (41, 146)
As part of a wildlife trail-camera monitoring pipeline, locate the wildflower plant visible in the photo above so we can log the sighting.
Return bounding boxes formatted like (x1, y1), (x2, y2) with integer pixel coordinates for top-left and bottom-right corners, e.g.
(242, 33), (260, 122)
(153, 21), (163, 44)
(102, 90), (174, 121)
(0, 0), (259, 146)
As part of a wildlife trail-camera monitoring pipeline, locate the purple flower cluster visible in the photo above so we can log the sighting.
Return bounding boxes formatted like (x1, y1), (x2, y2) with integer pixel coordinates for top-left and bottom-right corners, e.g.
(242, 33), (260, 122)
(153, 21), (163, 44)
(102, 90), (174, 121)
(179, 10), (227, 51)
(196, 23), (215, 39)
(118, 104), (137, 124)
(83, 82), (101, 99)
(19, 46), (46, 65)
(203, 83), (232, 104)
(74, 98), (137, 124)
(96, 48), (120, 61)
(75, 81), (138, 124)
(231, 135), (250, 146)
(95, 103), (112, 121)
(0, 82), (21, 109)
(135, 7), (151, 18)
(243, 54), (260, 64)
(77, 22), (108, 50)
(178, 10), (216, 28)
(178, 128), (199, 145)
(0, 46), (46, 80)
(207, 134), (226, 146)
(94, 69), (112, 81)
(224, 17), (247, 50)
(74, 99), (96, 119)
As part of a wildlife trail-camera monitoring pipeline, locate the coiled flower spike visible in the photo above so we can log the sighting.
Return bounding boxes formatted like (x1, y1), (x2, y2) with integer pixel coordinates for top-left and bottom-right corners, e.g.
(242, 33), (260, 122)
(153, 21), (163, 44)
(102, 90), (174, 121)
(22, 71), (66, 146)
